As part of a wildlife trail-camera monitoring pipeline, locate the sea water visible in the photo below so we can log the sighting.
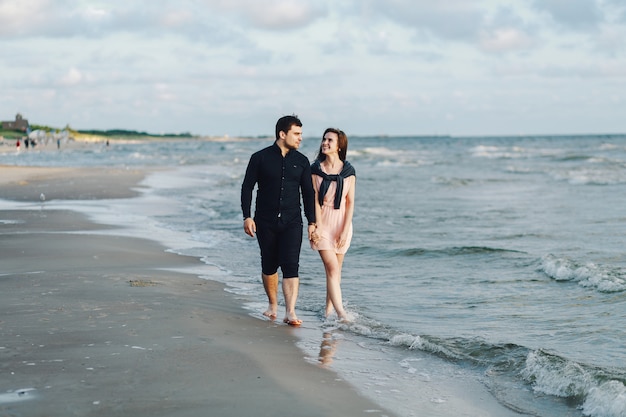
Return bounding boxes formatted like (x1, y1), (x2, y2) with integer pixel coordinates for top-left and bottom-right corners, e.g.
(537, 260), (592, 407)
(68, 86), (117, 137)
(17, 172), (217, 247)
(2, 134), (626, 416)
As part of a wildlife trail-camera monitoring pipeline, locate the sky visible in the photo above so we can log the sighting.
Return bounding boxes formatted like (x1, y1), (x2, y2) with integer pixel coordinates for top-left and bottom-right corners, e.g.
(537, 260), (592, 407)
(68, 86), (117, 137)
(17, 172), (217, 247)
(1, 0), (625, 137)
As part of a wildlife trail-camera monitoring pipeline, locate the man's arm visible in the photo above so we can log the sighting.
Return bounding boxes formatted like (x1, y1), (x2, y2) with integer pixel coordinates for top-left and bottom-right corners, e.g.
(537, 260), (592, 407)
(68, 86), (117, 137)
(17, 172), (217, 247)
(301, 161), (316, 225)
(241, 154), (258, 219)
(241, 154), (259, 237)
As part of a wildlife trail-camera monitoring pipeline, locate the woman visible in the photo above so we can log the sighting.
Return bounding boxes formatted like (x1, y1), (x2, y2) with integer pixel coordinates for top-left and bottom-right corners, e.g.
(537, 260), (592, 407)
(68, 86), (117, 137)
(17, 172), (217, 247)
(310, 128), (356, 322)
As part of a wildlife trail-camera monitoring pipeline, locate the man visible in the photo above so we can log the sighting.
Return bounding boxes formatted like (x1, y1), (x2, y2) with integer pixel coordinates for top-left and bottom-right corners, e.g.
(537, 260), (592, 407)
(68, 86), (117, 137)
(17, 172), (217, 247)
(241, 115), (316, 326)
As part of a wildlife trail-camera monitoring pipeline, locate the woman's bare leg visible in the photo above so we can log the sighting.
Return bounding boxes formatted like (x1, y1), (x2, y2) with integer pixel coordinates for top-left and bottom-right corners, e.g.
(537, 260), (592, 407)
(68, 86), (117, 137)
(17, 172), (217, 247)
(320, 250), (347, 320)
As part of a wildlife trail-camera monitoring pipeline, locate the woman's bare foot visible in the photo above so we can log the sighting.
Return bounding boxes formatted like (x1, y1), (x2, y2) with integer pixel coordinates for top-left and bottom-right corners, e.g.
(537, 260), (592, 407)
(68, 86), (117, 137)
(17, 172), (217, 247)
(325, 306), (350, 323)
(337, 315), (351, 323)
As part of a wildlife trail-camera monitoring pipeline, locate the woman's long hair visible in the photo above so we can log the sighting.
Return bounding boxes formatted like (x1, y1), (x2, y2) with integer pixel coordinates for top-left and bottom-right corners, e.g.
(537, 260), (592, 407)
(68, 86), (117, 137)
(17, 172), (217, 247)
(316, 128), (348, 162)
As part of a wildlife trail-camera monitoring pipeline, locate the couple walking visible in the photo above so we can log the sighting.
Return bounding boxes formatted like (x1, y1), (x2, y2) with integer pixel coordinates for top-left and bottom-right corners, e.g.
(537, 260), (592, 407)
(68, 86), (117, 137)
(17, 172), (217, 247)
(241, 115), (356, 326)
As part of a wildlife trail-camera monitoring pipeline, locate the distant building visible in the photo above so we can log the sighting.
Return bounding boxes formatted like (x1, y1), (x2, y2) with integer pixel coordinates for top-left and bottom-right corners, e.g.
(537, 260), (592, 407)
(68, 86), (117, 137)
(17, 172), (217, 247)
(2, 113), (29, 132)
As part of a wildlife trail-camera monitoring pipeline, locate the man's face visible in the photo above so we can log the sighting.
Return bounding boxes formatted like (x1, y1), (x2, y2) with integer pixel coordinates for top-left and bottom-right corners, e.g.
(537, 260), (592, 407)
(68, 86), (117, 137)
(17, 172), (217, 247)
(282, 125), (303, 150)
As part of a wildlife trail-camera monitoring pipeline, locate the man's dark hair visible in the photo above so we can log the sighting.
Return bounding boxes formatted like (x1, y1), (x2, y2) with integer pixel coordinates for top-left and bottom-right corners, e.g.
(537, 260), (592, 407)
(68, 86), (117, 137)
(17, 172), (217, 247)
(275, 114), (302, 140)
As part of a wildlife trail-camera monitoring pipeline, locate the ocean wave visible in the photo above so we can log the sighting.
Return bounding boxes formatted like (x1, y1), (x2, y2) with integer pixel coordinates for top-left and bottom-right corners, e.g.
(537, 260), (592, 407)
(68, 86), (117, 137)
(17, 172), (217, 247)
(546, 156), (626, 185)
(549, 167), (626, 185)
(540, 254), (626, 292)
(555, 154), (596, 162)
(388, 334), (533, 372)
(358, 146), (403, 157)
(327, 288), (626, 417)
(522, 349), (626, 417)
(469, 144), (554, 159)
(389, 333), (463, 360)
(351, 245), (523, 259)
(583, 381), (626, 417)
(399, 246), (523, 258)
(383, 329), (626, 417)
(471, 145), (525, 159)
(349, 146), (427, 167)
(431, 176), (475, 186)
(352, 245), (525, 261)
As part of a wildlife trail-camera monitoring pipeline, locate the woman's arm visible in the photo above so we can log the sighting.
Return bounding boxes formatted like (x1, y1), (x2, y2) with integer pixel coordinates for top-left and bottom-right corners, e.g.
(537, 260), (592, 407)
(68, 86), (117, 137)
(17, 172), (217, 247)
(338, 176), (355, 247)
(310, 175), (322, 244)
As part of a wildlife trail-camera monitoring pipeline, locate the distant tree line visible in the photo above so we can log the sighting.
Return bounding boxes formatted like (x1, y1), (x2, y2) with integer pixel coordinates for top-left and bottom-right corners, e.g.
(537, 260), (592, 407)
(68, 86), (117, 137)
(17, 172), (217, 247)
(25, 124), (193, 138)
(76, 129), (193, 138)
(30, 124), (60, 132)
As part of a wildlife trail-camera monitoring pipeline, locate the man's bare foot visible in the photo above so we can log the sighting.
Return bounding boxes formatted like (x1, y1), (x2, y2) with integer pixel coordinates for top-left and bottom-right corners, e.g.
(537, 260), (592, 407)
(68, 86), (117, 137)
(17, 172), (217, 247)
(283, 315), (302, 326)
(263, 307), (277, 321)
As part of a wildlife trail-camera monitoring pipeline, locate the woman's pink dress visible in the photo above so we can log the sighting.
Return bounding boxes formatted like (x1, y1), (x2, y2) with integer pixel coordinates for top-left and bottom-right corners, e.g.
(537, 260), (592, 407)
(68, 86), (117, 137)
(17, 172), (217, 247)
(310, 174), (354, 254)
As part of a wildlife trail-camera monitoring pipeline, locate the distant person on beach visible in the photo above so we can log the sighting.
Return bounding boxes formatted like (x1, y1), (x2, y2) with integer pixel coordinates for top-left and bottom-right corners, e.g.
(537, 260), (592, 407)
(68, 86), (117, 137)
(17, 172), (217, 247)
(241, 114), (317, 326)
(309, 128), (356, 322)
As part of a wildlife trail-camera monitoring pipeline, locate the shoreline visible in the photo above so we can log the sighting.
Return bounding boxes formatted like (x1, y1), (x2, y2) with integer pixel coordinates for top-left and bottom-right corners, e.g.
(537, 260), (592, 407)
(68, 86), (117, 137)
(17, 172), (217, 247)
(0, 166), (394, 417)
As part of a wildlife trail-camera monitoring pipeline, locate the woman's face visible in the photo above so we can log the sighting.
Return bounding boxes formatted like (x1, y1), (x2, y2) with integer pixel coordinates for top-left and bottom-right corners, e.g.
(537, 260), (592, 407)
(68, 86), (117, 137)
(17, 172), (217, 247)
(321, 132), (339, 156)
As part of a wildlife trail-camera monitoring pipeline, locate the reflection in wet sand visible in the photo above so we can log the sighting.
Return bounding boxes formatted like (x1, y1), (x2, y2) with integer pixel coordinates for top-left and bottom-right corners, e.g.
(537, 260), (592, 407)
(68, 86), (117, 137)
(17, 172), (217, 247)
(318, 332), (338, 366)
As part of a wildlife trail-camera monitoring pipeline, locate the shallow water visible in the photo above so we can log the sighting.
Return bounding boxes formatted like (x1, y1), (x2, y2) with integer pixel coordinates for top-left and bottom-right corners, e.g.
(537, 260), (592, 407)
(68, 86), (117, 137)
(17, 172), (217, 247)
(2, 134), (626, 416)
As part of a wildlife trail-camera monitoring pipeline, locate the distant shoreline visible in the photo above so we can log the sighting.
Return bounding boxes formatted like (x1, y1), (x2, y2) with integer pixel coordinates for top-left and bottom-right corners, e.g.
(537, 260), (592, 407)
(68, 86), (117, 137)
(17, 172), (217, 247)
(2, 130), (625, 145)
(0, 133), (271, 156)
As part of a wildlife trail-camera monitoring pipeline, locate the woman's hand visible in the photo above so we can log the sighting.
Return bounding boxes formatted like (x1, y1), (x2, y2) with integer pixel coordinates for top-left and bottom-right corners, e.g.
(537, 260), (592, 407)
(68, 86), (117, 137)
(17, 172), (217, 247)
(337, 230), (349, 248)
(308, 224), (319, 244)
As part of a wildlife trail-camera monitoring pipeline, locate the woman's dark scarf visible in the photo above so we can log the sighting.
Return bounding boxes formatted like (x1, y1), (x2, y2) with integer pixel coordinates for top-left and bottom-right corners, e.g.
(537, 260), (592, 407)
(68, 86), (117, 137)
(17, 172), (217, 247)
(311, 160), (356, 209)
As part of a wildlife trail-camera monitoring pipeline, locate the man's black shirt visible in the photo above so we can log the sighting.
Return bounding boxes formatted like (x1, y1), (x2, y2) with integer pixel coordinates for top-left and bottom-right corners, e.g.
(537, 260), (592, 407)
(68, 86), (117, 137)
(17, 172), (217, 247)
(241, 143), (316, 225)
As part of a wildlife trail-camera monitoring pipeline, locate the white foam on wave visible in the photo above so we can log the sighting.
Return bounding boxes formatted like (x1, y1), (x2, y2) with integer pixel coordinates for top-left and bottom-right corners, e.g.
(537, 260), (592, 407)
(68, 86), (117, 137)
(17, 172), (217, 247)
(388, 333), (460, 360)
(540, 254), (626, 293)
(360, 146), (401, 157)
(471, 144), (565, 160)
(522, 350), (626, 417)
(522, 350), (593, 397)
(583, 381), (626, 417)
(0, 388), (37, 404)
(0, 219), (25, 224)
(550, 167), (626, 185)
(357, 146), (429, 166)
(471, 145), (528, 159)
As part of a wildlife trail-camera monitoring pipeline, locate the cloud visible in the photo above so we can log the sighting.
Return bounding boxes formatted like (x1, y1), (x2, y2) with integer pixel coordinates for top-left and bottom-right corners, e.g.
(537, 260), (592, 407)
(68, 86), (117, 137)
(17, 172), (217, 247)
(592, 25), (626, 56)
(1, 0), (625, 136)
(531, 0), (604, 30)
(0, 0), (58, 36)
(58, 67), (84, 86)
(0, 1), (122, 38)
(363, 0), (486, 41)
(476, 5), (539, 54)
(202, 0), (328, 30)
(479, 28), (534, 53)
(353, 1), (542, 56)
(158, 10), (195, 28)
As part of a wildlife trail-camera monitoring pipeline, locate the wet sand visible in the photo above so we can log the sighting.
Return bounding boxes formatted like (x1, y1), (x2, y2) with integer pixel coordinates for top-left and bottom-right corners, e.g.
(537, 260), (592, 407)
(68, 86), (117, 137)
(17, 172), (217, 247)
(0, 166), (393, 417)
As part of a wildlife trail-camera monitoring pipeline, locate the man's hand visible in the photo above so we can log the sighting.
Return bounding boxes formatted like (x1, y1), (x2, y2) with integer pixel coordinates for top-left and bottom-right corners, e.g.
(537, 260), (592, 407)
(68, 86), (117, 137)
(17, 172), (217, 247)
(244, 217), (256, 237)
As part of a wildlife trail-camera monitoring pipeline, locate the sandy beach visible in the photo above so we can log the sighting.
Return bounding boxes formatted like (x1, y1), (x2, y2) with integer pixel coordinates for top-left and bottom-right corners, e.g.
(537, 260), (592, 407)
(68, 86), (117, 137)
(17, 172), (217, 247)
(0, 166), (394, 417)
